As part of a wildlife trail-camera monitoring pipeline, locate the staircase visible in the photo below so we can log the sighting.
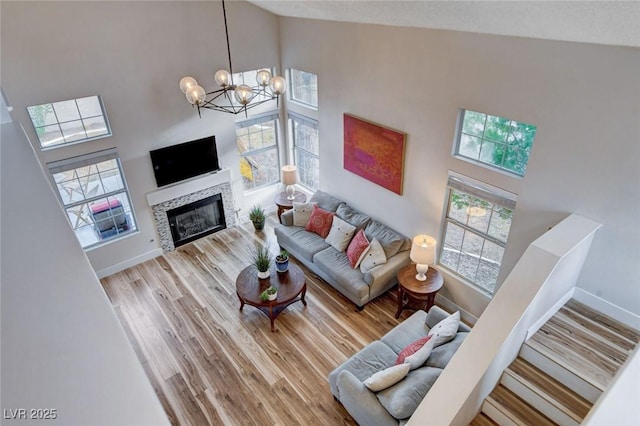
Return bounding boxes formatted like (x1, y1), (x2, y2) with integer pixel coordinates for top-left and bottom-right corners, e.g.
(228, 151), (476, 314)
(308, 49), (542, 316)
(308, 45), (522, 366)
(469, 299), (640, 425)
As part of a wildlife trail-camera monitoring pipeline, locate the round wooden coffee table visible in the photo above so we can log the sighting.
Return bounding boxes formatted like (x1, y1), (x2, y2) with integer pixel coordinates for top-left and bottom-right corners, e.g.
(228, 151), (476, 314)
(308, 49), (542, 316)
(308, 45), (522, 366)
(236, 262), (307, 332)
(395, 264), (443, 318)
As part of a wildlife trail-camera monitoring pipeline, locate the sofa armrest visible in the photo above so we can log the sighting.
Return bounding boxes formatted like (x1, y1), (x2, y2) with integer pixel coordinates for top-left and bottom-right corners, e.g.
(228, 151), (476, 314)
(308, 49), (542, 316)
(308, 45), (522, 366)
(336, 370), (398, 426)
(364, 250), (410, 286)
(280, 209), (294, 226)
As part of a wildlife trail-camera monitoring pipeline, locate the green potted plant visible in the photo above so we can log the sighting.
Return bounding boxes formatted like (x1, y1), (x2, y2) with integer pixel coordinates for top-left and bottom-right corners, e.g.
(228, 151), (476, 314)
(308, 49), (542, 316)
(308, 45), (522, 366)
(275, 249), (289, 273)
(260, 285), (278, 301)
(249, 205), (266, 231)
(251, 245), (272, 279)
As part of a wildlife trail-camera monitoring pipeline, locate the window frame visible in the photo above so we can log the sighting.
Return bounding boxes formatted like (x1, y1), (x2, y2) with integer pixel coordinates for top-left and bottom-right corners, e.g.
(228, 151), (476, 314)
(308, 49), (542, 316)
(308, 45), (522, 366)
(47, 148), (138, 250)
(235, 111), (281, 193)
(453, 109), (536, 177)
(438, 172), (517, 295)
(288, 68), (318, 109)
(27, 95), (112, 150)
(289, 112), (319, 191)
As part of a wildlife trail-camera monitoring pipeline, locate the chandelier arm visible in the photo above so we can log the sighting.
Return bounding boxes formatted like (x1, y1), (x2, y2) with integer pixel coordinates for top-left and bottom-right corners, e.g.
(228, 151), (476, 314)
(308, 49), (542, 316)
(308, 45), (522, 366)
(221, 0), (234, 82)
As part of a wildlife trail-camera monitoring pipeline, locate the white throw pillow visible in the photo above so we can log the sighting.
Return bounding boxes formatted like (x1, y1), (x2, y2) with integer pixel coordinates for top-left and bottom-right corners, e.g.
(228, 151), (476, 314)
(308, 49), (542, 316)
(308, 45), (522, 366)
(404, 338), (435, 370)
(360, 238), (387, 273)
(293, 202), (316, 227)
(324, 216), (357, 252)
(427, 311), (460, 347)
(363, 363), (411, 392)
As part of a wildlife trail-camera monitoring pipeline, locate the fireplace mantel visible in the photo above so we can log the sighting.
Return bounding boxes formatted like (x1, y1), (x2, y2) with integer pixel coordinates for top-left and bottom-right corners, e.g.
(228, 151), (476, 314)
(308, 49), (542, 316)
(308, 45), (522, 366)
(146, 169), (235, 252)
(146, 169), (232, 207)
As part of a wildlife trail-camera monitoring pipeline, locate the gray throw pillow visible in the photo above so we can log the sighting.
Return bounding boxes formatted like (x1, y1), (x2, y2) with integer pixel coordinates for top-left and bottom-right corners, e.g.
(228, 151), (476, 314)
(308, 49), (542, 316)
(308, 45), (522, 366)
(364, 220), (407, 259)
(337, 204), (371, 230)
(309, 190), (344, 212)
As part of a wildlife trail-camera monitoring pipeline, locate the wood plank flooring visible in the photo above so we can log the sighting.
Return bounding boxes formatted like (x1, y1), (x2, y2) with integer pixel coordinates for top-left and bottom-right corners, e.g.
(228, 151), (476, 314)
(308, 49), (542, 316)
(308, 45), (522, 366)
(101, 216), (406, 425)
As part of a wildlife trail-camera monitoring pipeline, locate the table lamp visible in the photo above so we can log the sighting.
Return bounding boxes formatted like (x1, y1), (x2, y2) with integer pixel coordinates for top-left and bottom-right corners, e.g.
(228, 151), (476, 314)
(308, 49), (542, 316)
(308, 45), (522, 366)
(410, 235), (436, 281)
(281, 165), (298, 200)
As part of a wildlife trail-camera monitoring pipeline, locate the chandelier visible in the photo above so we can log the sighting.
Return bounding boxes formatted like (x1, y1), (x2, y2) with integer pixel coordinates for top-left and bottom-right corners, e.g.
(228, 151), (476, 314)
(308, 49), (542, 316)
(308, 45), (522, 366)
(179, 0), (286, 116)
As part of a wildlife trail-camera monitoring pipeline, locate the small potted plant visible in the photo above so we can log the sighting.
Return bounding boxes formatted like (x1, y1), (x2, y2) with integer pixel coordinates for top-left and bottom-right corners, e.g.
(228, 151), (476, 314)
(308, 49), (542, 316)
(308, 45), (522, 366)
(275, 249), (289, 273)
(251, 245), (272, 279)
(260, 286), (278, 301)
(249, 205), (266, 231)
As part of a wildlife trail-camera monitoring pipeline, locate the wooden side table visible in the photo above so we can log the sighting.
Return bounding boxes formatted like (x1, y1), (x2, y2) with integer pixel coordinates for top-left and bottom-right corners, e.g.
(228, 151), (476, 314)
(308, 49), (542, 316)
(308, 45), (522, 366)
(395, 264), (444, 319)
(274, 191), (307, 222)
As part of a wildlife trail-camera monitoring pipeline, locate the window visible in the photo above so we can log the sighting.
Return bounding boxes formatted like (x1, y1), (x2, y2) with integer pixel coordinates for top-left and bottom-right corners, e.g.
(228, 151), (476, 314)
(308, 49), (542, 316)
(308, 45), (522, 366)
(454, 109), (536, 176)
(289, 69), (318, 108)
(27, 95), (111, 149)
(439, 173), (516, 294)
(290, 113), (319, 191)
(47, 148), (137, 249)
(232, 68), (275, 104)
(236, 112), (280, 191)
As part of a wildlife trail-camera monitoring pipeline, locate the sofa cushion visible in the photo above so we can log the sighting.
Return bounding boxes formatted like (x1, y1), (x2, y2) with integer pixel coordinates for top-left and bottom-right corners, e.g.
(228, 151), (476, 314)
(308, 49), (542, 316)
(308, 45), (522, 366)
(376, 366), (443, 419)
(381, 310), (429, 354)
(426, 332), (469, 370)
(360, 238), (387, 273)
(346, 229), (370, 268)
(309, 190), (344, 212)
(305, 205), (335, 238)
(337, 204), (371, 230)
(313, 248), (370, 302)
(428, 311), (460, 347)
(363, 363), (411, 392)
(325, 216), (357, 252)
(292, 201), (316, 226)
(274, 226), (330, 263)
(328, 340), (398, 398)
(364, 220), (408, 259)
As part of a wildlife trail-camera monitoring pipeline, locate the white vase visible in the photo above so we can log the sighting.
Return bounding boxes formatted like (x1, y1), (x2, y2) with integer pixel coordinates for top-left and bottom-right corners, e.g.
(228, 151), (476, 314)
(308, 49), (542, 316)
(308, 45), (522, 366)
(257, 270), (270, 279)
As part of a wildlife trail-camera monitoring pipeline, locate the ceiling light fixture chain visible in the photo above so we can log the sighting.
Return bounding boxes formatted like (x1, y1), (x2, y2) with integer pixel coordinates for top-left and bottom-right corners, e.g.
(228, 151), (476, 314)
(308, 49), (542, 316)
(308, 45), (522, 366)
(178, 0), (286, 117)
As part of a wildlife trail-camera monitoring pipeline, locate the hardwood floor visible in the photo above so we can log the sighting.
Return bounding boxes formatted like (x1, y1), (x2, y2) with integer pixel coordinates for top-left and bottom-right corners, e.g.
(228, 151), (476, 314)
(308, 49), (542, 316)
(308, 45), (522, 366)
(101, 216), (405, 425)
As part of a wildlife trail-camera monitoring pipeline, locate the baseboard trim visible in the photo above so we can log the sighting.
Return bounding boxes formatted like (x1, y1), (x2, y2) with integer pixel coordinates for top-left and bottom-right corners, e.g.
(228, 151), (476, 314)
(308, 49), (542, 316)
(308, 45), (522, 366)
(94, 248), (163, 279)
(525, 288), (575, 340)
(573, 288), (640, 330)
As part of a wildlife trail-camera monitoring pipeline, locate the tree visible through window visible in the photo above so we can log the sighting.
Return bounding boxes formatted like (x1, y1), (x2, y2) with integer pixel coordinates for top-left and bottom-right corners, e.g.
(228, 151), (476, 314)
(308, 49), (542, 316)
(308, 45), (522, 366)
(290, 113), (319, 191)
(439, 174), (516, 294)
(236, 113), (280, 191)
(455, 109), (536, 176)
(47, 149), (137, 249)
(27, 95), (111, 149)
(290, 69), (318, 108)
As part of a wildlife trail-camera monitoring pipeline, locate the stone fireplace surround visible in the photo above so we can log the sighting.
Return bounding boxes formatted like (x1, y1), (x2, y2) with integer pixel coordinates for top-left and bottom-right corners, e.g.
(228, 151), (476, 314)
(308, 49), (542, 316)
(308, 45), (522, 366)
(146, 169), (236, 252)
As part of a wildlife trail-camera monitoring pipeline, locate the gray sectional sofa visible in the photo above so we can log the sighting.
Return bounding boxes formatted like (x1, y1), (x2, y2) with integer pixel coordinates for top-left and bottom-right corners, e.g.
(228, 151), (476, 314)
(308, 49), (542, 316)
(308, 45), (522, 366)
(273, 190), (411, 308)
(328, 306), (471, 425)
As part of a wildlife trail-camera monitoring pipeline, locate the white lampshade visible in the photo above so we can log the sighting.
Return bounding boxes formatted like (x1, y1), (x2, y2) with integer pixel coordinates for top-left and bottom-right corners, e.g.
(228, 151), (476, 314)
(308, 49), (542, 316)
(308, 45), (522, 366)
(281, 165), (298, 200)
(270, 75), (286, 95)
(214, 69), (231, 87)
(410, 235), (436, 281)
(179, 76), (198, 94)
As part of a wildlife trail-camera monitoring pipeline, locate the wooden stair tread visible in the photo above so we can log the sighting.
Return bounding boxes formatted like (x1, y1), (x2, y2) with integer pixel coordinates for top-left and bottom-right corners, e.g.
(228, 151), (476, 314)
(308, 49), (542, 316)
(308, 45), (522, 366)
(565, 299), (640, 343)
(486, 384), (557, 426)
(468, 412), (498, 426)
(557, 306), (637, 352)
(507, 357), (592, 421)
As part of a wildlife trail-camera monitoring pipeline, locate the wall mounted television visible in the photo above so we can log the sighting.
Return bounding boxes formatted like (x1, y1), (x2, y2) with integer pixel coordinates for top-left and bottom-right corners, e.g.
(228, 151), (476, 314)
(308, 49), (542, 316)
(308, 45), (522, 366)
(150, 135), (221, 187)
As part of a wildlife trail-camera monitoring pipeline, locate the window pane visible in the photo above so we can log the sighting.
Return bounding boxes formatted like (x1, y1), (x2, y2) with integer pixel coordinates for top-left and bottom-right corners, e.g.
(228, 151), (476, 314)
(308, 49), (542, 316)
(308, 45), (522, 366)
(488, 207), (512, 242)
(476, 263), (499, 294)
(444, 221), (464, 250)
(100, 168), (124, 193)
(293, 120), (319, 155)
(455, 109), (536, 177)
(28, 95), (111, 148)
(441, 245), (461, 271)
(240, 147), (279, 191)
(481, 240), (504, 265)
(295, 148), (319, 190)
(290, 69), (318, 107)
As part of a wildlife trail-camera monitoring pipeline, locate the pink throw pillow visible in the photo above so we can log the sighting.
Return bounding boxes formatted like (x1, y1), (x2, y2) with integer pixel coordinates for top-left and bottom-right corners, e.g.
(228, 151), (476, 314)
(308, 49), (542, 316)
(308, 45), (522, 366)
(305, 205), (335, 238)
(395, 335), (432, 365)
(346, 229), (370, 268)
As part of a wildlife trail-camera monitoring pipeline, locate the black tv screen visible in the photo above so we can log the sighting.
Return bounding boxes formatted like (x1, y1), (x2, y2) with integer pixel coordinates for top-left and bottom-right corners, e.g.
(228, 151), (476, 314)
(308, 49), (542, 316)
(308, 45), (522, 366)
(150, 135), (221, 187)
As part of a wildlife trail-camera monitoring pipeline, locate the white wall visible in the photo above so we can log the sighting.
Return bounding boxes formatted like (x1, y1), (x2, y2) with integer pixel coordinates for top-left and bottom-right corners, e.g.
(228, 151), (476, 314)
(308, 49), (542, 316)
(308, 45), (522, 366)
(0, 1), (283, 273)
(1, 122), (168, 425)
(278, 18), (640, 317)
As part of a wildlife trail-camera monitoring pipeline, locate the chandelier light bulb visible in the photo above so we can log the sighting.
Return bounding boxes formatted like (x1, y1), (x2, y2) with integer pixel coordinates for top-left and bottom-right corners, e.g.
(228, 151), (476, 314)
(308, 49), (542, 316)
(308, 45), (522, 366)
(185, 85), (206, 105)
(234, 84), (254, 105)
(214, 69), (231, 87)
(256, 69), (272, 87)
(270, 76), (286, 95)
(179, 76), (198, 94)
